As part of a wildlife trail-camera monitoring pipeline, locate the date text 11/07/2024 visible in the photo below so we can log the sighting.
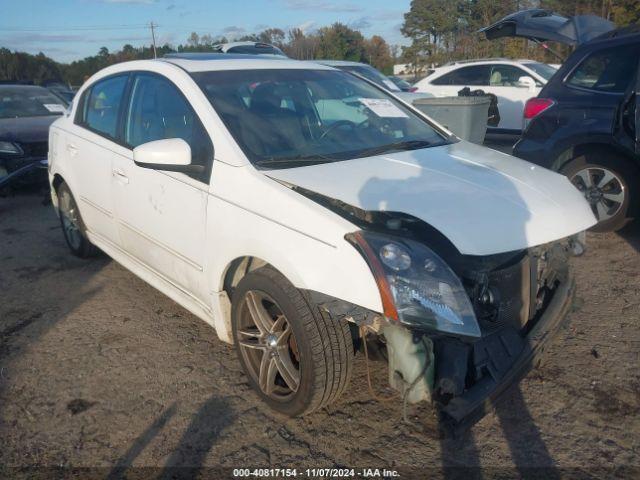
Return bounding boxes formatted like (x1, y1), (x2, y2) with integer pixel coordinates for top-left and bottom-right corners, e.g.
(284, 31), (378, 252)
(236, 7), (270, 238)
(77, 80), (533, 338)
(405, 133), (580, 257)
(232, 468), (401, 478)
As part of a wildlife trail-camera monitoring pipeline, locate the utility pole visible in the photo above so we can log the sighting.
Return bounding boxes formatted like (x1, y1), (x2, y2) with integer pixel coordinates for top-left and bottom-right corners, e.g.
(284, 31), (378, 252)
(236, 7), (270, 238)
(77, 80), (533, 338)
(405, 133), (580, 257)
(150, 21), (157, 58)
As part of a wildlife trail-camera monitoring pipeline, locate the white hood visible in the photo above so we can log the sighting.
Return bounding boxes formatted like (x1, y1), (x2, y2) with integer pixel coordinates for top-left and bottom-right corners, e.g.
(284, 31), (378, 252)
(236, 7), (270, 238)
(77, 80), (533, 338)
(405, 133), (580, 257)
(266, 141), (597, 256)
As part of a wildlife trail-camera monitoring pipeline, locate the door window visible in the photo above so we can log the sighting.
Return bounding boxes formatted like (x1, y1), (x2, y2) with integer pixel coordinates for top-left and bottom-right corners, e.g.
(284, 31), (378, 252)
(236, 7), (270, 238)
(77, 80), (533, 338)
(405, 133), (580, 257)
(82, 75), (128, 139)
(566, 45), (640, 94)
(124, 74), (213, 178)
(430, 65), (490, 86)
(489, 65), (534, 87)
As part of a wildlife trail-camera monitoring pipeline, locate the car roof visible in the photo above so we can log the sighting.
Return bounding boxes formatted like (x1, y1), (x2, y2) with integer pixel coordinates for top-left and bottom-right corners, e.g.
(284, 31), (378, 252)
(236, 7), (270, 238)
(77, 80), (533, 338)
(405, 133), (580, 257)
(442, 58), (541, 67)
(160, 54), (334, 72)
(0, 84), (51, 92)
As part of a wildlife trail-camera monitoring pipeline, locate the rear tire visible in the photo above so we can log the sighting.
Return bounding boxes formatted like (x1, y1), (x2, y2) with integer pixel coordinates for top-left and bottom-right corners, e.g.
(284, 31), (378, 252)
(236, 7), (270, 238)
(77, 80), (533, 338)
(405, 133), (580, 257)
(231, 266), (353, 416)
(561, 153), (639, 232)
(56, 182), (98, 258)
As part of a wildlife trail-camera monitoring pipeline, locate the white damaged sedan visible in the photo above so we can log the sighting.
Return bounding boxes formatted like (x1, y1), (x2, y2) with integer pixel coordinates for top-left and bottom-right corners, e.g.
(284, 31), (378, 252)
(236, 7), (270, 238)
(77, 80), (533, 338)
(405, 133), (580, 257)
(48, 54), (596, 425)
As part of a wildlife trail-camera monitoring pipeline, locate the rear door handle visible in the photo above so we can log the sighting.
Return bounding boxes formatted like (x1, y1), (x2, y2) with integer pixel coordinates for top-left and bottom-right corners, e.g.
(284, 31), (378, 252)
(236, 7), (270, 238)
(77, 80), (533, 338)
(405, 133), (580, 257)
(112, 169), (129, 184)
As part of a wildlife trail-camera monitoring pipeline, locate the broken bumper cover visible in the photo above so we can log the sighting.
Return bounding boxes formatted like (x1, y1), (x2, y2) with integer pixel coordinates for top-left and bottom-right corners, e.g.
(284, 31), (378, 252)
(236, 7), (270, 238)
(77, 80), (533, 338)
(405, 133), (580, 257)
(439, 277), (575, 428)
(0, 158), (48, 189)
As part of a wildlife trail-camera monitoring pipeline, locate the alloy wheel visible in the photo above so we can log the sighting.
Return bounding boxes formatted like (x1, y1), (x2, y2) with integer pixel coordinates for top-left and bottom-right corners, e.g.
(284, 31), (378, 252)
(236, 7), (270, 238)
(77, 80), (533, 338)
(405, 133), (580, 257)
(59, 189), (83, 250)
(237, 290), (301, 400)
(570, 167), (625, 222)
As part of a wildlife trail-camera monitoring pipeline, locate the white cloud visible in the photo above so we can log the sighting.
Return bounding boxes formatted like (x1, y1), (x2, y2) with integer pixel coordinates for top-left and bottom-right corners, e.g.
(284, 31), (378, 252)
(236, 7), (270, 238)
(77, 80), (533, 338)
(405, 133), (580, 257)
(296, 20), (316, 33)
(221, 25), (247, 39)
(282, 0), (363, 13)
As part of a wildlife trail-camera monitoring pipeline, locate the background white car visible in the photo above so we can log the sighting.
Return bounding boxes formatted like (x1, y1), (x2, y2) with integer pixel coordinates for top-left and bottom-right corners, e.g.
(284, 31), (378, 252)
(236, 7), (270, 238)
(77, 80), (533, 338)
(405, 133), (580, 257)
(414, 59), (557, 133)
(314, 60), (433, 104)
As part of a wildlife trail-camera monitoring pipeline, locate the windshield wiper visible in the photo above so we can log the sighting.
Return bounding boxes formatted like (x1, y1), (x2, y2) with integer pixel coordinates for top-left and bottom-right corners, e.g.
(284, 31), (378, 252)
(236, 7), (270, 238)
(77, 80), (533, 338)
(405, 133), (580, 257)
(254, 140), (438, 168)
(357, 139), (436, 158)
(254, 154), (340, 168)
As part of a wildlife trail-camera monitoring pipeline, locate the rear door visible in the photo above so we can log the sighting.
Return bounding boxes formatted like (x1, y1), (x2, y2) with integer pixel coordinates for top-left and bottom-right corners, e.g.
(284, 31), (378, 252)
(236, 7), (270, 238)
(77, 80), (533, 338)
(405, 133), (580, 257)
(563, 43), (640, 151)
(613, 43), (640, 154)
(111, 72), (214, 303)
(66, 74), (129, 246)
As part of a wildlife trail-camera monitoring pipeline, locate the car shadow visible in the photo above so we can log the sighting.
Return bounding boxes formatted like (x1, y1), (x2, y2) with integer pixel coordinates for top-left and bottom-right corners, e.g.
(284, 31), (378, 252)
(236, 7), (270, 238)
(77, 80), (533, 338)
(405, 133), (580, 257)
(0, 192), (110, 464)
(492, 385), (560, 479)
(106, 403), (178, 480)
(157, 396), (234, 479)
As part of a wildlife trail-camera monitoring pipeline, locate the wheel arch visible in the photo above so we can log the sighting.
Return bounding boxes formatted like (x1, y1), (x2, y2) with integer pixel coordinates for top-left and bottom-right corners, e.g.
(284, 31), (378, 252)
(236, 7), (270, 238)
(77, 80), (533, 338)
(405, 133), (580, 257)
(553, 142), (638, 173)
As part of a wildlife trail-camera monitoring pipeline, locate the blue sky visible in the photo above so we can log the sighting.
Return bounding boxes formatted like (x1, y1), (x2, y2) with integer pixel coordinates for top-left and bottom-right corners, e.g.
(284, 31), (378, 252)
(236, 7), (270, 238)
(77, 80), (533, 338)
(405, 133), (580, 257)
(0, 0), (411, 63)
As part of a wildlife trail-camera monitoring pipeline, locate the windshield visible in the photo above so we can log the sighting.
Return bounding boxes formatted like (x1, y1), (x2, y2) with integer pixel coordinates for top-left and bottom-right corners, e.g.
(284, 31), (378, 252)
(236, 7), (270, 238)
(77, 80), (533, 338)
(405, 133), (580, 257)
(0, 86), (67, 119)
(390, 77), (412, 90)
(193, 69), (449, 169)
(338, 65), (401, 92)
(523, 62), (557, 81)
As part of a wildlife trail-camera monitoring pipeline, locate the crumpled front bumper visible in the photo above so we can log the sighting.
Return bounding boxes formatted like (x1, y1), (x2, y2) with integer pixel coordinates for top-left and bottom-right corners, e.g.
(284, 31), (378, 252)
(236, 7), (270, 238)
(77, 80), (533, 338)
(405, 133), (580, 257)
(439, 276), (575, 431)
(0, 158), (48, 188)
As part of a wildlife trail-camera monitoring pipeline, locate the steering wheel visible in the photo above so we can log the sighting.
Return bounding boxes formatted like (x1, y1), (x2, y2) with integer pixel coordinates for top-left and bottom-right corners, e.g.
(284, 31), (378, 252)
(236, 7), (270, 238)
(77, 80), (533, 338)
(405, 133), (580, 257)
(319, 120), (363, 140)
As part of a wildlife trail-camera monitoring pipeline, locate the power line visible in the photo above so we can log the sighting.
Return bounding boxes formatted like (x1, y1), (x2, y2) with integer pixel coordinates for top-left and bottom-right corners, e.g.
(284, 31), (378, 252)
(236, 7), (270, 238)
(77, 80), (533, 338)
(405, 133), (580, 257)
(0, 24), (151, 32)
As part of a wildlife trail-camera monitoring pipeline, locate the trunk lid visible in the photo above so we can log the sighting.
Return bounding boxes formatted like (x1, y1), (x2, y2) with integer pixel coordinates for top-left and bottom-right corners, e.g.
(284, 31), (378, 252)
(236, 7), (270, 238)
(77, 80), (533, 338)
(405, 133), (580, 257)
(479, 8), (614, 46)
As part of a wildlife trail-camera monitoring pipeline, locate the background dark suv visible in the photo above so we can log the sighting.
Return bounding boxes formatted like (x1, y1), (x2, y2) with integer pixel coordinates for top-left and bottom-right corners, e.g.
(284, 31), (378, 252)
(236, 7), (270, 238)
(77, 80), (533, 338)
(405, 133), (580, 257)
(481, 9), (639, 231)
(513, 29), (640, 231)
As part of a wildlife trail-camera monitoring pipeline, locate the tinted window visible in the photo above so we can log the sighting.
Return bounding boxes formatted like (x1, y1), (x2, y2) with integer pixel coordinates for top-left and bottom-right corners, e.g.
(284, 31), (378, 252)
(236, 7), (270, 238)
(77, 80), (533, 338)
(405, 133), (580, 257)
(431, 65), (490, 86)
(489, 65), (534, 86)
(83, 75), (128, 139)
(193, 69), (448, 169)
(340, 65), (401, 92)
(226, 44), (286, 56)
(125, 73), (212, 171)
(567, 46), (640, 93)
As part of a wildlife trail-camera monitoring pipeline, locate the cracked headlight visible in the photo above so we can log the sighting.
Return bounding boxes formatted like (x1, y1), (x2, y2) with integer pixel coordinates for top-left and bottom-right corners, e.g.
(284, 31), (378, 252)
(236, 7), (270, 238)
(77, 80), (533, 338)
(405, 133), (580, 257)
(0, 141), (23, 155)
(346, 230), (480, 338)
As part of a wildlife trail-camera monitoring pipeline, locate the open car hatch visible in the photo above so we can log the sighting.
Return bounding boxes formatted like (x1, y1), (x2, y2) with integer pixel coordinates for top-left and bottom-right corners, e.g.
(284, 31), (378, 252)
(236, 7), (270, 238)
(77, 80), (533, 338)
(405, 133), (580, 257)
(480, 8), (614, 46)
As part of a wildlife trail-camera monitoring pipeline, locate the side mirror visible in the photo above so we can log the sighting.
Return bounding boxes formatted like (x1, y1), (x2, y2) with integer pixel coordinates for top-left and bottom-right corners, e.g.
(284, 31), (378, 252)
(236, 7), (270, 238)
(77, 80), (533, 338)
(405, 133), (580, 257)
(133, 138), (204, 174)
(517, 76), (537, 91)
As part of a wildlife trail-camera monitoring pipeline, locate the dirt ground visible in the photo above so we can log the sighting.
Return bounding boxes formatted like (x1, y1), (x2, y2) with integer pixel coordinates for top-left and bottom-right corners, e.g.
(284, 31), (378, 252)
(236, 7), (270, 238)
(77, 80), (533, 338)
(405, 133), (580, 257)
(1, 191), (639, 479)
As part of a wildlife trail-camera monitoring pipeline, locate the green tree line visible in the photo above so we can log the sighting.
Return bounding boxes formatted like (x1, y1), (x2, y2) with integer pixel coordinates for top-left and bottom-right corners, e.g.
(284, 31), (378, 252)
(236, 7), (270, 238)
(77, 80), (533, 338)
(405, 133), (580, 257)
(0, 23), (395, 86)
(401, 0), (640, 73)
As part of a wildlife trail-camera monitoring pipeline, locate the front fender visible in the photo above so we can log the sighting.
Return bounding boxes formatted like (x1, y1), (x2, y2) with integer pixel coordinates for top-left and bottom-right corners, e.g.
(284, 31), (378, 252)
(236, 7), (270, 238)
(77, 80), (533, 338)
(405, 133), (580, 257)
(205, 162), (383, 342)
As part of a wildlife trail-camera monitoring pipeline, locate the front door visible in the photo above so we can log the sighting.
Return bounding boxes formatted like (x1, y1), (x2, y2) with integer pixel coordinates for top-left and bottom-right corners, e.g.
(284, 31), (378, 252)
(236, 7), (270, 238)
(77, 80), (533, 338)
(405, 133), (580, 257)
(111, 72), (214, 303)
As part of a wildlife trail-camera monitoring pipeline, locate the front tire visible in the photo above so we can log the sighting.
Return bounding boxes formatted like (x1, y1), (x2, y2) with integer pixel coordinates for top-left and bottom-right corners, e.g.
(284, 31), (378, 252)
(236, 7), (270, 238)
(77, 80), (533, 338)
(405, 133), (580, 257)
(561, 153), (639, 232)
(232, 266), (353, 416)
(56, 182), (98, 258)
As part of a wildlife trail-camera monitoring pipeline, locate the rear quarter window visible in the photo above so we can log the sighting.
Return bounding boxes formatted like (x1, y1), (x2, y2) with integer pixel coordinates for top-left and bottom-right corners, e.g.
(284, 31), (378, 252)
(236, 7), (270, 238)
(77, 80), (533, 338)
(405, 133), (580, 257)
(566, 45), (640, 94)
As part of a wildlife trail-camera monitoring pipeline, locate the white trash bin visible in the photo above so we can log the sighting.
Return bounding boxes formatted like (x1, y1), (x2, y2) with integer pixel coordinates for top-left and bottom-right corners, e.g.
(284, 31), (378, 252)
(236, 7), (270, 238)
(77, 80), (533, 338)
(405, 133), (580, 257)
(413, 97), (491, 144)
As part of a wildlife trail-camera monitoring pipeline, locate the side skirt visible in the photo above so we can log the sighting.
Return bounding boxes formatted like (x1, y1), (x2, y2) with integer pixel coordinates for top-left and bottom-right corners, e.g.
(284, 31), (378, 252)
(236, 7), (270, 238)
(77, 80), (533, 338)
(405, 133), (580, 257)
(86, 230), (228, 339)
